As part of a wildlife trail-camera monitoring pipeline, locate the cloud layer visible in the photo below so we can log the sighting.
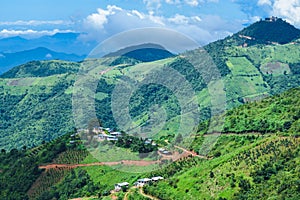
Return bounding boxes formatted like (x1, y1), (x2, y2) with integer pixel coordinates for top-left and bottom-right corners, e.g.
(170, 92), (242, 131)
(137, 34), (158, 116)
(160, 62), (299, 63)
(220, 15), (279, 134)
(79, 4), (241, 46)
(1, 0), (300, 45)
(0, 29), (74, 38)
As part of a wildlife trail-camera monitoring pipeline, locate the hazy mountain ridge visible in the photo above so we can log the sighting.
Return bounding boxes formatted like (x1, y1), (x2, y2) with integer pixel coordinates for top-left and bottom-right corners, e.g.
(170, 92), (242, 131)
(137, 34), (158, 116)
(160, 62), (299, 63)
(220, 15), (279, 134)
(0, 47), (84, 74)
(0, 33), (95, 55)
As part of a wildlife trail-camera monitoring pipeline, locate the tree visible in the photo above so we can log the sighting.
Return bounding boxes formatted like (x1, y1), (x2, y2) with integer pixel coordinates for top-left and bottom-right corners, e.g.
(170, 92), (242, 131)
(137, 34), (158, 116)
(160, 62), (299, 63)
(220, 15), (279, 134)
(239, 177), (251, 191)
(175, 133), (183, 144)
(210, 171), (215, 178)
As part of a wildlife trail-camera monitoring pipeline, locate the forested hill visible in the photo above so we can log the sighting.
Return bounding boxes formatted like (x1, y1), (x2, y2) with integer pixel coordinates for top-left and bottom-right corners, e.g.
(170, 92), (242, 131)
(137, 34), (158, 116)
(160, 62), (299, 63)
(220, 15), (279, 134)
(237, 17), (300, 45)
(1, 19), (300, 150)
(0, 60), (80, 78)
(222, 87), (300, 134)
(0, 87), (299, 200)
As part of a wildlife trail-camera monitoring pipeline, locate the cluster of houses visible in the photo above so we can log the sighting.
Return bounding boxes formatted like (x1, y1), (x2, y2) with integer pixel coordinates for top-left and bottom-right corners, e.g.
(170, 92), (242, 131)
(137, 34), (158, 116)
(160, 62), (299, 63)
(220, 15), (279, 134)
(114, 176), (164, 192)
(93, 126), (123, 141)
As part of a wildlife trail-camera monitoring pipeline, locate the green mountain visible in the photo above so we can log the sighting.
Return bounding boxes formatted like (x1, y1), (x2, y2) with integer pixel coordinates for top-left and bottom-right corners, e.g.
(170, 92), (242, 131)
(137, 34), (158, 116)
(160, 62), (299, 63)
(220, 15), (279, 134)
(228, 17), (300, 46)
(1, 19), (300, 151)
(0, 60), (79, 149)
(143, 88), (300, 200)
(105, 43), (175, 62)
(0, 88), (299, 200)
(0, 60), (80, 78)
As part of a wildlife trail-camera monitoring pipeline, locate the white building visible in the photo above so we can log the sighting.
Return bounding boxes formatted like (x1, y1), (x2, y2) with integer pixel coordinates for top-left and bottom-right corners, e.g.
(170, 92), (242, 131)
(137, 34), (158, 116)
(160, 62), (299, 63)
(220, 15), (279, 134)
(152, 176), (164, 182)
(114, 182), (129, 191)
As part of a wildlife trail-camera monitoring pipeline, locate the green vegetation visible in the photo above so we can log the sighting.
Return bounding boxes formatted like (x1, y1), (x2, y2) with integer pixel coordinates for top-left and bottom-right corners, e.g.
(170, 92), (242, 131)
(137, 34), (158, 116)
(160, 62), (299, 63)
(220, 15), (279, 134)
(0, 87), (299, 199)
(1, 20), (300, 199)
(144, 136), (299, 200)
(0, 60), (80, 78)
(115, 135), (158, 154)
(0, 133), (77, 199)
(37, 169), (99, 200)
(2, 21), (300, 150)
(0, 73), (75, 149)
(223, 88), (300, 134)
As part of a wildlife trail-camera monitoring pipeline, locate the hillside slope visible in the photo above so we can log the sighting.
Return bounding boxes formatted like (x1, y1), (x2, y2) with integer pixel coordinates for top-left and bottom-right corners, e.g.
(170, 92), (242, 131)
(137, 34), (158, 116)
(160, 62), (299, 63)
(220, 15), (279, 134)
(1, 20), (300, 150)
(0, 88), (299, 200)
(143, 88), (300, 200)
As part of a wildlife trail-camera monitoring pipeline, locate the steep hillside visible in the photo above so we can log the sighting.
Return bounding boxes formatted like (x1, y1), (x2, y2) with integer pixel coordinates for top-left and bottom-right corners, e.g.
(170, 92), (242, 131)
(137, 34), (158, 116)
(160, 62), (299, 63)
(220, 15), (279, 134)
(0, 73), (76, 149)
(142, 88), (300, 200)
(223, 88), (300, 134)
(144, 135), (300, 200)
(0, 88), (299, 200)
(1, 20), (300, 150)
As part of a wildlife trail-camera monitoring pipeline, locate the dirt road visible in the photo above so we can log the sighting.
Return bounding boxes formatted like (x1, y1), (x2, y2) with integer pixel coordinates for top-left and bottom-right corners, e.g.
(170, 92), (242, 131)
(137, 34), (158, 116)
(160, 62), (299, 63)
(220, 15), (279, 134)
(39, 160), (159, 170)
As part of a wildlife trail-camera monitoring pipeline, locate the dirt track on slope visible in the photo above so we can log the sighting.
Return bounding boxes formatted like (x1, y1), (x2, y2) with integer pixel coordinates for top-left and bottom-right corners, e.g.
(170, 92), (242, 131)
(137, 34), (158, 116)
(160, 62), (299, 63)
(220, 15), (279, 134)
(39, 160), (160, 170)
(139, 187), (160, 200)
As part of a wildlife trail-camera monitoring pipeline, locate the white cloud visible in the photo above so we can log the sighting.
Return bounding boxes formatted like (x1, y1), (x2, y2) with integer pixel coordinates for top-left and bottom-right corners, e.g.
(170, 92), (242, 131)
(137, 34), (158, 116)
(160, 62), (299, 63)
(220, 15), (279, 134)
(255, 0), (300, 27)
(84, 5), (123, 30)
(165, 0), (180, 4)
(272, 0), (300, 26)
(191, 16), (202, 22)
(0, 20), (71, 26)
(169, 14), (189, 24)
(0, 29), (74, 38)
(149, 11), (165, 25)
(143, 0), (162, 12)
(184, 0), (199, 7)
(131, 10), (145, 19)
(257, 0), (272, 6)
(79, 4), (241, 46)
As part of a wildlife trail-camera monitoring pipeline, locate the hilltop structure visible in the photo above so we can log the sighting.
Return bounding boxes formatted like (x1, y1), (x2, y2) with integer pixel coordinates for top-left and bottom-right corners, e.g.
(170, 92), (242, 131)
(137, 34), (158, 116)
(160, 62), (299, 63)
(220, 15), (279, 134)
(265, 16), (281, 22)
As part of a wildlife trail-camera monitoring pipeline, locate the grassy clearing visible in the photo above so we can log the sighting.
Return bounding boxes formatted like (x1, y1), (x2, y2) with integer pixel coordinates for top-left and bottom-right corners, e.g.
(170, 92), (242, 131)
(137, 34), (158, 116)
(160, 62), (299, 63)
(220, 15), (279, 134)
(78, 165), (139, 191)
(88, 144), (141, 162)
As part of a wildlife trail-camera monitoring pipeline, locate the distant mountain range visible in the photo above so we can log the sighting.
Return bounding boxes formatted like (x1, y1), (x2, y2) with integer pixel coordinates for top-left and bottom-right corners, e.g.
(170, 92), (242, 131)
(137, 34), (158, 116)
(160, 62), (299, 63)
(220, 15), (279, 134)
(0, 33), (99, 74)
(0, 47), (85, 74)
(0, 33), (96, 55)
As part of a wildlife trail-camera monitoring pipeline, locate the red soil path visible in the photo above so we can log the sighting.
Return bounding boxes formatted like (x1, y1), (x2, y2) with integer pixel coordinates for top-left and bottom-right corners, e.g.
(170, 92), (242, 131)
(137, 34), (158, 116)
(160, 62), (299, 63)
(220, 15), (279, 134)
(39, 160), (159, 170)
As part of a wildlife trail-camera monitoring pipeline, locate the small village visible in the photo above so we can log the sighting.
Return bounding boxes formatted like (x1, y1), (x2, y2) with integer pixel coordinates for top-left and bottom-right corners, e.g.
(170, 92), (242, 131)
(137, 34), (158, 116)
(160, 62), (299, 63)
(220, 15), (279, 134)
(68, 125), (209, 196)
(114, 176), (164, 192)
(73, 126), (174, 156)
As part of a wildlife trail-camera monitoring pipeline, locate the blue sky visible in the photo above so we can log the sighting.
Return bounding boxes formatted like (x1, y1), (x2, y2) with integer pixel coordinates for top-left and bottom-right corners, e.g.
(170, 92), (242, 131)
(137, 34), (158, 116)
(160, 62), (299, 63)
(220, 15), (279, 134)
(0, 0), (300, 45)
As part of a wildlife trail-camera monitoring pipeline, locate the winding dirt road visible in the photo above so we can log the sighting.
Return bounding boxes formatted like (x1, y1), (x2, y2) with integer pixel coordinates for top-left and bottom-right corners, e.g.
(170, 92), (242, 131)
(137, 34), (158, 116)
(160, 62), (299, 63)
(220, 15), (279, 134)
(139, 188), (159, 200)
(39, 160), (160, 170)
